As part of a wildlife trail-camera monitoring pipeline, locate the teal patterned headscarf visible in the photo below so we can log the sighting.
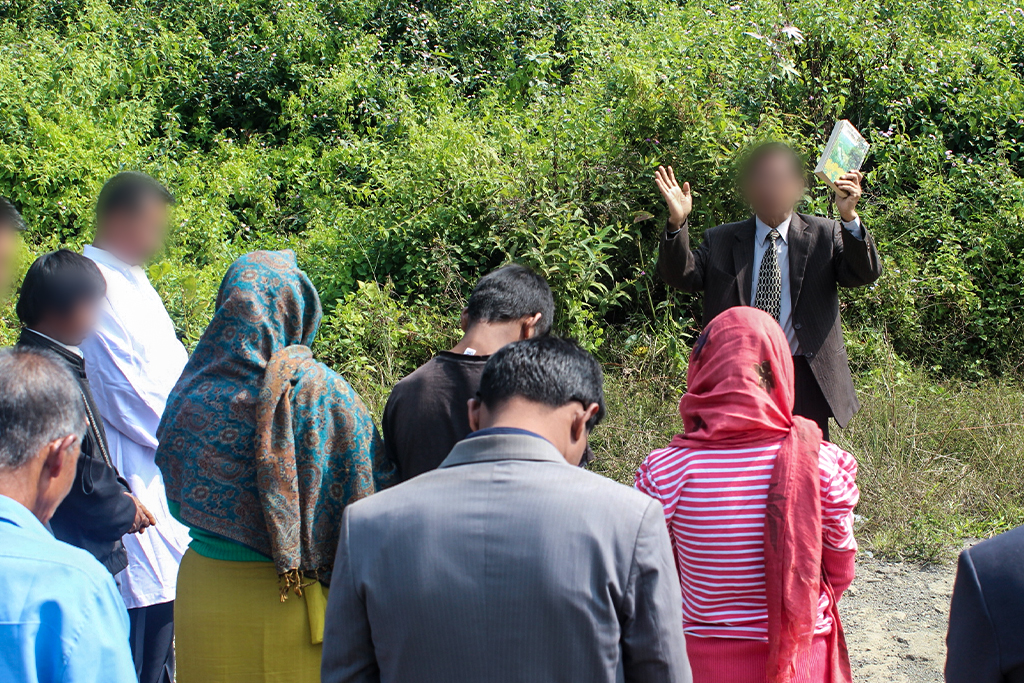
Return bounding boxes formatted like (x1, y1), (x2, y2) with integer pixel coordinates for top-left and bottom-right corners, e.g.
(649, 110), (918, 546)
(156, 250), (395, 588)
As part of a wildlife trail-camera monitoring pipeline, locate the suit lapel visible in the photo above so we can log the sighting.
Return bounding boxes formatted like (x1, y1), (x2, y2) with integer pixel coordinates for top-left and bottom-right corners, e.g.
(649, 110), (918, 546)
(733, 218), (756, 305)
(788, 213), (814, 310)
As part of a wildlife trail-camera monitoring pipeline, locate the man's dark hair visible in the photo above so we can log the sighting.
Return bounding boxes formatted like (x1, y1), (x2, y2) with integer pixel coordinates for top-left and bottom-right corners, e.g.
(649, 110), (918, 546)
(0, 347), (85, 470)
(478, 336), (606, 430)
(96, 171), (175, 221)
(16, 250), (107, 328)
(0, 196), (25, 231)
(739, 141), (806, 185)
(465, 264), (555, 336)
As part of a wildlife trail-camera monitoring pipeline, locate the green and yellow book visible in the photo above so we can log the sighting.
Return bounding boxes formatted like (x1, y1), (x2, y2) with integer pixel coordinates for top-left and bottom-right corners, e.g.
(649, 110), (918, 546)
(814, 120), (870, 195)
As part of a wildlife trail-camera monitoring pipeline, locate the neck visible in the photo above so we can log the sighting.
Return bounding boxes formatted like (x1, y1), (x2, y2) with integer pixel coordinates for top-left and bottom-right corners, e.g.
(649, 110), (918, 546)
(0, 469), (43, 522)
(450, 322), (523, 357)
(756, 210), (793, 229)
(483, 414), (565, 454)
(92, 234), (138, 267)
(28, 322), (74, 348)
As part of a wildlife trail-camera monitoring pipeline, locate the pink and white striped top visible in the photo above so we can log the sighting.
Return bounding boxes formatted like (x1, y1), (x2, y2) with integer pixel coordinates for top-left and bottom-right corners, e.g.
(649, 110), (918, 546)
(635, 440), (859, 642)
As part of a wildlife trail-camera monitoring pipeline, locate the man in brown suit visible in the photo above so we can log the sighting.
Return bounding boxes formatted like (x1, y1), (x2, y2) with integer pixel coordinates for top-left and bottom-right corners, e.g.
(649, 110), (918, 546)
(654, 142), (881, 438)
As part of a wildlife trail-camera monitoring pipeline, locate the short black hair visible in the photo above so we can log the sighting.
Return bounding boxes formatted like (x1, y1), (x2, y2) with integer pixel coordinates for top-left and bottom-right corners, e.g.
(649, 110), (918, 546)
(465, 264), (555, 335)
(739, 141), (806, 185)
(478, 336), (606, 430)
(16, 250), (107, 328)
(96, 171), (175, 221)
(0, 196), (25, 231)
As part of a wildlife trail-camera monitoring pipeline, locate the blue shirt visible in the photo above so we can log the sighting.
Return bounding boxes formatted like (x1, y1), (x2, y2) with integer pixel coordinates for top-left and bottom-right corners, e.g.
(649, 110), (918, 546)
(0, 494), (136, 683)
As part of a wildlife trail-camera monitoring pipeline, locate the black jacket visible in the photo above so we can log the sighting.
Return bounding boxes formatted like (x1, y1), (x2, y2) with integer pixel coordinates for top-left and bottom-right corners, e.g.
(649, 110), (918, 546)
(946, 526), (1024, 683)
(656, 213), (882, 427)
(18, 328), (137, 575)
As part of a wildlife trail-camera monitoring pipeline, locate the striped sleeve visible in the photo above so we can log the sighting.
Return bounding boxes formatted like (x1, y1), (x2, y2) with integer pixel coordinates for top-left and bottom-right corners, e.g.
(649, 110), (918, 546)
(634, 456), (662, 505)
(819, 442), (859, 552)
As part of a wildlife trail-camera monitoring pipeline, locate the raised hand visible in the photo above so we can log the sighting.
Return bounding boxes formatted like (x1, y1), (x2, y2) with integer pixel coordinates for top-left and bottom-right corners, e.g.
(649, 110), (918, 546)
(654, 165), (692, 229)
(834, 170), (863, 223)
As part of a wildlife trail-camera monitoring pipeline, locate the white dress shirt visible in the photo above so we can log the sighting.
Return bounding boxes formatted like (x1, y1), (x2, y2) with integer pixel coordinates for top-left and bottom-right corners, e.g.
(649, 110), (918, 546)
(80, 244), (191, 610)
(751, 215), (864, 355)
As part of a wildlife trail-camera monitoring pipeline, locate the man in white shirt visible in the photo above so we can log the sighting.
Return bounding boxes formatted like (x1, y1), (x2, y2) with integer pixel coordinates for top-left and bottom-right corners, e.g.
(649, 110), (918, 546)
(654, 142), (882, 439)
(80, 172), (191, 683)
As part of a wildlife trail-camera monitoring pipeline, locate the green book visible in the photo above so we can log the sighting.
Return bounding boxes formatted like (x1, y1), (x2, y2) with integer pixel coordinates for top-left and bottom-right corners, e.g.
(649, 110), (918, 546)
(814, 120), (870, 195)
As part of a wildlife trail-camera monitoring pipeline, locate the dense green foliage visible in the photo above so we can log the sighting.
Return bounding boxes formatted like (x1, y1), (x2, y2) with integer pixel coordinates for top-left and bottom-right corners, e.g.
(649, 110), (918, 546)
(1, 0), (1023, 381)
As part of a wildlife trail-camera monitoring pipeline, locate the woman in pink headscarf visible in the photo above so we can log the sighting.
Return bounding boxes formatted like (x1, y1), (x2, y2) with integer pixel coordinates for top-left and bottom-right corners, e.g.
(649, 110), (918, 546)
(636, 307), (859, 683)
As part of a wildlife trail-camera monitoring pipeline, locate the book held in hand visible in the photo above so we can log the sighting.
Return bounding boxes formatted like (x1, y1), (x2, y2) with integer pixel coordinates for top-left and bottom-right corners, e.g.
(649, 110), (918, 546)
(814, 120), (870, 195)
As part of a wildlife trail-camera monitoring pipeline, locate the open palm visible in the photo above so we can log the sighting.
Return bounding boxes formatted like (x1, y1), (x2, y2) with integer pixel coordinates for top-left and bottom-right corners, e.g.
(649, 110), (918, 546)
(654, 166), (692, 228)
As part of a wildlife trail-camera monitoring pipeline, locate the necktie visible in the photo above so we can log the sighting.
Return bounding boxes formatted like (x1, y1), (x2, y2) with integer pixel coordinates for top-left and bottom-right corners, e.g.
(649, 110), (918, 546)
(754, 229), (782, 321)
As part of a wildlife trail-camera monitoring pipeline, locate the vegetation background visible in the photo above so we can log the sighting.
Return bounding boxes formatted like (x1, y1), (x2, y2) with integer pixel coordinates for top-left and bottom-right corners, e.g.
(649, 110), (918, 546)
(1, 0), (1023, 559)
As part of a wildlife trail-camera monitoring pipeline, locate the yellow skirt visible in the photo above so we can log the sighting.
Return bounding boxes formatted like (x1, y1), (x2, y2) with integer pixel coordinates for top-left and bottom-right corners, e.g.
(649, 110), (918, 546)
(175, 549), (328, 683)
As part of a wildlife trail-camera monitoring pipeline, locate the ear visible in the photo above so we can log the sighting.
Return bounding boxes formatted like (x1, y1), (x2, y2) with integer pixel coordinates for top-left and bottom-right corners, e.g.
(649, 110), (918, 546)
(521, 313), (543, 340)
(43, 435), (79, 480)
(467, 398), (483, 432)
(459, 309), (471, 333)
(570, 403), (602, 444)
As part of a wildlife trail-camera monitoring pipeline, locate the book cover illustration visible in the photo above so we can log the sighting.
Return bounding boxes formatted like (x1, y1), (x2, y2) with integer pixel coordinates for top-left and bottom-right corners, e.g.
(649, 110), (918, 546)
(814, 120), (870, 194)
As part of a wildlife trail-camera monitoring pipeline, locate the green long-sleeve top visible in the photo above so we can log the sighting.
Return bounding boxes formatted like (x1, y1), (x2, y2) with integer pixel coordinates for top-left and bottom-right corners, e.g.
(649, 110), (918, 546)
(168, 501), (271, 563)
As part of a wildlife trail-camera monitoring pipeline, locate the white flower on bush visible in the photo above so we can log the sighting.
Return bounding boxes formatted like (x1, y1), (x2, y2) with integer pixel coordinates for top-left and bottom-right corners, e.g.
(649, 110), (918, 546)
(781, 24), (804, 44)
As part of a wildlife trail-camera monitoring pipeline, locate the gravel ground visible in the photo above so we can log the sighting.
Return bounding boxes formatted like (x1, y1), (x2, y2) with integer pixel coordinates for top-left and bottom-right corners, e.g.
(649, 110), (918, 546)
(841, 557), (957, 682)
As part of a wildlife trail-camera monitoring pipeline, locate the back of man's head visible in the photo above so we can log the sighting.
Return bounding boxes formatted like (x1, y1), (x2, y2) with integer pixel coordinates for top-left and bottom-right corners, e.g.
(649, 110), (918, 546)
(0, 347), (85, 473)
(465, 264), (555, 336)
(478, 336), (606, 430)
(16, 249), (107, 331)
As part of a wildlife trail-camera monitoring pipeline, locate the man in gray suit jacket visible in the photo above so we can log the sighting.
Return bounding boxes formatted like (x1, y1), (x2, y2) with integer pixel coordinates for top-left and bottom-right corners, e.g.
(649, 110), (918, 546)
(321, 336), (691, 683)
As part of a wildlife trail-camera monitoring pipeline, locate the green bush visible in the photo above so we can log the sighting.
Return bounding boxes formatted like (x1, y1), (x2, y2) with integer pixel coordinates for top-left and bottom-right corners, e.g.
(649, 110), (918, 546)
(1, 0), (1022, 376)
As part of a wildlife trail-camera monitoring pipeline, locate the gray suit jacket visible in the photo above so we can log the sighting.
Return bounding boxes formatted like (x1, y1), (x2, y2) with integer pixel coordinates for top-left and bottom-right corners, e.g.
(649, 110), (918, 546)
(656, 213), (882, 427)
(321, 433), (692, 683)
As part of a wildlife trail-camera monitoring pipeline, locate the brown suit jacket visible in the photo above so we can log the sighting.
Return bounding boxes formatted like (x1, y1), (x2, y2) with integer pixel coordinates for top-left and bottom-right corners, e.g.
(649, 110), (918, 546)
(656, 212), (881, 427)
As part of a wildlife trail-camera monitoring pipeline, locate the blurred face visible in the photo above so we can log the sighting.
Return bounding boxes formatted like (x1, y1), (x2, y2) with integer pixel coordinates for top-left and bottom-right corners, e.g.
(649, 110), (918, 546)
(0, 224), (19, 293)
(55, 299), (101, 347)
(100, 197), (169, 266)
(742, 152), (805, 221)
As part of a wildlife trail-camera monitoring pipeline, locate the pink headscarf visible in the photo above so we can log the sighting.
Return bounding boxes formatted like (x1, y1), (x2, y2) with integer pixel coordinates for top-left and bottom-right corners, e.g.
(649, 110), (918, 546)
(671, 307), (852, 683)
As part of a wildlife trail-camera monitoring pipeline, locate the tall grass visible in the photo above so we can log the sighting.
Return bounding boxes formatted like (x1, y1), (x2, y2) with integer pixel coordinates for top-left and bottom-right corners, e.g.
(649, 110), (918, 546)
(343, 316), (1024, 563)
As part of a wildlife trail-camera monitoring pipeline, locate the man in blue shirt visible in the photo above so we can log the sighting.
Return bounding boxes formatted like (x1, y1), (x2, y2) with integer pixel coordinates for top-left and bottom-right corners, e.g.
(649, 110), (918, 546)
(0, 347), (137, 683)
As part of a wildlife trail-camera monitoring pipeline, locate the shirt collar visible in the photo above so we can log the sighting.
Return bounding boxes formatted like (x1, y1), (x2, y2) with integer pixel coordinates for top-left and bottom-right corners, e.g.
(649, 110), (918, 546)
(26, 329), (83, 357)
(754, 214), (792, 245)
(440, 432), (567, 469)
(465, 427), (552, 444)
(0, 494), (48, 537)
(83, 244), (143, 278)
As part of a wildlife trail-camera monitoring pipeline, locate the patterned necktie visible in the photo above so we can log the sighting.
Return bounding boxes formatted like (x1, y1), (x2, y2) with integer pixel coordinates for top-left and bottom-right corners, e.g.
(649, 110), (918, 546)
(754, 228), (782, 321)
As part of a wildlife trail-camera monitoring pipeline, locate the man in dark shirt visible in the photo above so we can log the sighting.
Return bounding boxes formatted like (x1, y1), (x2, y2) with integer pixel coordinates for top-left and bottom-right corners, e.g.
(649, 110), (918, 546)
(382, 264), (555, 481)
(15, 249), (154, 575)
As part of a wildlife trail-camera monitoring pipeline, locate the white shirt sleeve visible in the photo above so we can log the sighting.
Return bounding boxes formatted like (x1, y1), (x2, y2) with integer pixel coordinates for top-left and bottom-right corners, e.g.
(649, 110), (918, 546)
(842, 217), (865, 240)
(81, 303), (164, 450)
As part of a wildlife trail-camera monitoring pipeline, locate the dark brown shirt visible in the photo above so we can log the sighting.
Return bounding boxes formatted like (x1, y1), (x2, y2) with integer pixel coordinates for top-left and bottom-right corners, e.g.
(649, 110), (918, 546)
(382, 352), (489, 482)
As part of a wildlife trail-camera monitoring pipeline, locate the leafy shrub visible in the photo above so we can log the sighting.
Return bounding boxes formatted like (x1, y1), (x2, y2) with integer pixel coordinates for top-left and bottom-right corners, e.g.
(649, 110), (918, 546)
(0, 0), (1022, 379)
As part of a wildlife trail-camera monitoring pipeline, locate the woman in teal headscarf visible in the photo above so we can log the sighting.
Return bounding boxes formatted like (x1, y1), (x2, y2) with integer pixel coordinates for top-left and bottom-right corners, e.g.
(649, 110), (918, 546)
(156, 250), (395, 683)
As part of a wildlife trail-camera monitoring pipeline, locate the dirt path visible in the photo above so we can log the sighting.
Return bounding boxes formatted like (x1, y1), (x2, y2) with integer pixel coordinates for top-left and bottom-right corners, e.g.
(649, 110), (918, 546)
(841, 557), (956, 682)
